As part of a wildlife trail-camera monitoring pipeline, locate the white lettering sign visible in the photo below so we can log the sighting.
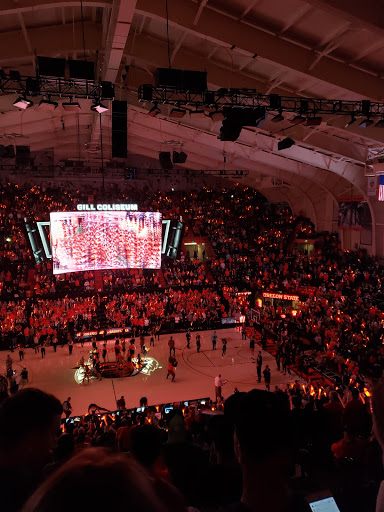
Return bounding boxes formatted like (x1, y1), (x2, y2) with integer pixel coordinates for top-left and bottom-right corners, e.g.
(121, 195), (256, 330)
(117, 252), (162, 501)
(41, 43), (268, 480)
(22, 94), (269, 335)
(76, 203), (138, 211)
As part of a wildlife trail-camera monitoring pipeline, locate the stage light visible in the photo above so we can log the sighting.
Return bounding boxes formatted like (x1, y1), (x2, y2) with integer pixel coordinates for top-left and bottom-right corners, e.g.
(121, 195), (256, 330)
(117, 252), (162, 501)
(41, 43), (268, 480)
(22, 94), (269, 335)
(91, 101), (108, 113)
(359, 118), (374, 128)
(345, 115), (356, 127)
(169, 108), (186, 118)
(291, 115), (306, 125)
(13, 96), (33, 110)
(148, 104), (160, 117)
(271, 112), (284, 123)
(209, 110), (224, 122)
(375, 118), (384, 128)
(62, 100), (81, 111)
(278, 137), (295, 150)
(306, 116), (322, 126)
(189, 109), (205, 118)
(38, 98), (58, 111)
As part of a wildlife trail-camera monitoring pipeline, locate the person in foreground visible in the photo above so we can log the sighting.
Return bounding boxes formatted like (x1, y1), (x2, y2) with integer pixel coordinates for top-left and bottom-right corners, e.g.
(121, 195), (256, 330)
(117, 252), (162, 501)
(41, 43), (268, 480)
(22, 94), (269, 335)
(22, 448), (187, 512)
(0, 388), (63, 512)
(223, 389), (306, 512)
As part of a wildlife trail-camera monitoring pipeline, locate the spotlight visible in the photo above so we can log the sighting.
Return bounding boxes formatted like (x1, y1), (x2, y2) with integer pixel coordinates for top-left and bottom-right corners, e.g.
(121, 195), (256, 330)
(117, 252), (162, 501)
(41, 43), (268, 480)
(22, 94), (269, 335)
(271, 112), (284, 123)
(13, 96), (33, 110)
(209, 110), (224, 122)
(359, 118), (374, 128)
(169, 108), (186, 119)
(189, 109), (205, 119)
(278, 137), (295, 150)
(62, 100), (81, 111)
(375, 118), (384, 128)
(345, 115), (356, 127)
(291, 115), (306, 125)
(305, 116), (322, 126)
(148, 104), (160, 117)
(38, 98), (58, 111)
(91, 101), (108, 113)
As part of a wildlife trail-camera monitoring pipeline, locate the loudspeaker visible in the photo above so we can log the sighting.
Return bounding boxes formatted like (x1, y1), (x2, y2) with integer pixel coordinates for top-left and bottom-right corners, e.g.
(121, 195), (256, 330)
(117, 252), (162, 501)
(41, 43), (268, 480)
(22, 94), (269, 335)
(36, 56), (66, 78)
(112, 100), (127, 158)
(182, 70), (207, 92)
(173, 151), (188, 164)
(154, 68), (183, 88)
(0, 145), (15, 158)
(159, 152), (173, 170)
(16, 146), (30, 165)
(166, 221), (184, 259)
(67, 60), (95, 80)
(101, 81), (115, 100)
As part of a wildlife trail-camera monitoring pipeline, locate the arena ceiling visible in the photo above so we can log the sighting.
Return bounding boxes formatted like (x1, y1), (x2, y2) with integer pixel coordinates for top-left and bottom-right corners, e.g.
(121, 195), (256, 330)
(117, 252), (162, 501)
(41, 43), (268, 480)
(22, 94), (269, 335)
(1, 0), (384, 251)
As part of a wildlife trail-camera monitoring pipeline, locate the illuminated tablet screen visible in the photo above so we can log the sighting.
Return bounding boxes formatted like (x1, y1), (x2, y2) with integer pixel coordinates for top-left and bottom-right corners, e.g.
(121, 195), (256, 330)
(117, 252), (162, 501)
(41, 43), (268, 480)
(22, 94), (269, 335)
(50, 211), (162, 274)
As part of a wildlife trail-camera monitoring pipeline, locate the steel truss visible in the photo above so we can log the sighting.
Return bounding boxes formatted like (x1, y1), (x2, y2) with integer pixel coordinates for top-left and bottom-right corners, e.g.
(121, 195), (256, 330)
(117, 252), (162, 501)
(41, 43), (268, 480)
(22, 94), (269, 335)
(0, 73), (115, 100)
(138, 85), (384, 117)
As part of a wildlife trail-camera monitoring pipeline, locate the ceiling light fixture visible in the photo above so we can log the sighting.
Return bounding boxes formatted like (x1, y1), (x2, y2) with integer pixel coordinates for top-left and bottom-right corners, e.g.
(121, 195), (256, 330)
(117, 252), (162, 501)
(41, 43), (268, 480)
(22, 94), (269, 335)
(91, 101), (108, 114)
(13, 96), (33, 110)
(148, 104), (160, 117)
(62, 99), (81, 111)
(271, 112), (284, 123)
(291, 115), (306, 125)
(305, 116), (322, 126)
(359, 117), (374, 128)
(209, 110), (224, 122)
(169, 108), (186, 119)
(189, 109), (206, 118)
(38, 98), (58, 111)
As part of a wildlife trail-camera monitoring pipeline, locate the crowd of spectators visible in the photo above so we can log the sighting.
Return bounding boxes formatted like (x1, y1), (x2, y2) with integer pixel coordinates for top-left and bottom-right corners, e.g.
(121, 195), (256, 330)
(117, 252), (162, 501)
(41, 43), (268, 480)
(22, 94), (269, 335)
(0, 380), (383, 512)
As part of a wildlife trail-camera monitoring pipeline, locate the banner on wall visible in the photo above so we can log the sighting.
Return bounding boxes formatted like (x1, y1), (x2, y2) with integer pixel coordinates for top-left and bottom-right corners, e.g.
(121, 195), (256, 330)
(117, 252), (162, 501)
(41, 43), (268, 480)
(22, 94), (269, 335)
(338, 201), (371, 230)
(367, 176), (378, 197)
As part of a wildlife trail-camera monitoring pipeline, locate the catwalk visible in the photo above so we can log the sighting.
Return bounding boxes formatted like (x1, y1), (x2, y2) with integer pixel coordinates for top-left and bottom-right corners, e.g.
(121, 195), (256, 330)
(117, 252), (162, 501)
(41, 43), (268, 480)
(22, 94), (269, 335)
(2, 327), (301, 414)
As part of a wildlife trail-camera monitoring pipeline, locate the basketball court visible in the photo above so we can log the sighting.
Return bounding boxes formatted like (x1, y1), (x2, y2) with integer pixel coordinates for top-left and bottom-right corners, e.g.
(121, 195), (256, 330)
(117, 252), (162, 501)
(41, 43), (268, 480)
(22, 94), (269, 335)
(2, 328), (299, 415)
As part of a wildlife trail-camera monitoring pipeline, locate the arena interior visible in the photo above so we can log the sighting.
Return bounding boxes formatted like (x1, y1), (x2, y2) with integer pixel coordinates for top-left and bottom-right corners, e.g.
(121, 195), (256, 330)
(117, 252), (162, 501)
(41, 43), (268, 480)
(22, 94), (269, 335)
(1, 1), (384, 511)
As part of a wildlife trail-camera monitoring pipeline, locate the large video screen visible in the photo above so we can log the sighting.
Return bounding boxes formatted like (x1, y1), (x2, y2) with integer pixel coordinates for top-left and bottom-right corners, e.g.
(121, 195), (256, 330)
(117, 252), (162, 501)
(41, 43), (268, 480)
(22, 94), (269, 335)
(50, 211), (162, 274)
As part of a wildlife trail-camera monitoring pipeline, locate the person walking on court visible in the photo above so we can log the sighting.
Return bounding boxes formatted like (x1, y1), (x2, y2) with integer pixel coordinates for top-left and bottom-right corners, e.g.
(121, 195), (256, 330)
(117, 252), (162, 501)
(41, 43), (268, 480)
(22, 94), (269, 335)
(150, 335), (155, 347)
(102, 343), (107, 362)
(166, 356), (177, 381)
(263, 364), (271, 391)
(222, 338), (227, 357)
(211, 331), (218, 350)
(168, 336), (175, 357)
(18, 347), (25, 361)
(41, 344), (46, 358)
(215, 374), (226, 401)
(256, 351), (262, 382)
(241, 324), (247, 340)
(186, 330), (191, 349)
(249, 337), (255, 358)
(196, 334), (201, 353)
(68, 338), (73, 356)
